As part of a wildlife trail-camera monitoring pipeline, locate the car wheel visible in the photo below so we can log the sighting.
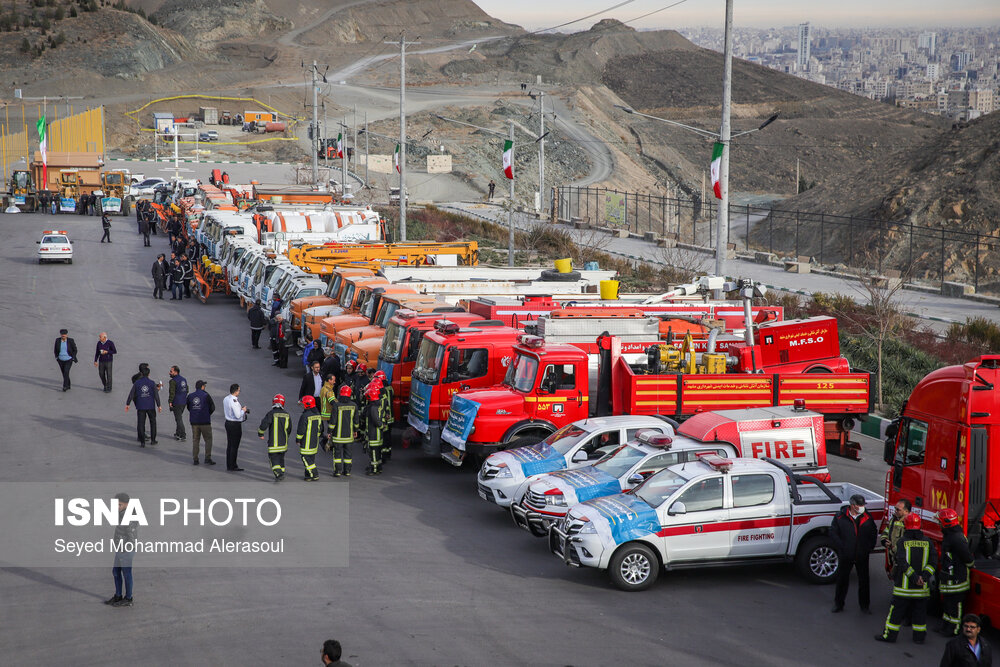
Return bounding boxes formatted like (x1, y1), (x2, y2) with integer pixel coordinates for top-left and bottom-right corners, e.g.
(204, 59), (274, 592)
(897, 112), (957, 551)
(608, 542), (660, 591)
(795, 535), (840, 584)
(67, 259), (73, 264)
(38, 258), (43, 264)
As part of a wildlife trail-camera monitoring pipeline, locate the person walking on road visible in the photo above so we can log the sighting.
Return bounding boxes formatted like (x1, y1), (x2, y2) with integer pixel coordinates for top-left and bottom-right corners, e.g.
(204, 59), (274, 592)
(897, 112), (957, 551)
(152, 254), (168, 300)
(296, 395), (323, 481)
(53, 328), (78, 392)
(487, 179), (496, 200)
(167, 366), (189, 442)
(327, 385), (357, 477)
(104, 492), (137, 608)
(139, 216), (151, 247)
(257, 394), (291, 481)
(247, 300), (267, 349)
(125, 365), (161, 447)
(186, 380), (216, 465)
(939, 614), (993, 666)
(938, 508), (976, 637)
(830, 493), (878, 614)
(94, 332), (117, 393)
(100, 212), (112, 243)
(223, 384), (248, 471)
(876, 513), (937, 644)
(169, 259), (184, 301)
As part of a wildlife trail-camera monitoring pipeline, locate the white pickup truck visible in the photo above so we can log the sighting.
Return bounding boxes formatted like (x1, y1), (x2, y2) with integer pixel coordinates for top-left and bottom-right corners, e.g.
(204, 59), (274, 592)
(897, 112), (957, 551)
(549, 456), (884, 591)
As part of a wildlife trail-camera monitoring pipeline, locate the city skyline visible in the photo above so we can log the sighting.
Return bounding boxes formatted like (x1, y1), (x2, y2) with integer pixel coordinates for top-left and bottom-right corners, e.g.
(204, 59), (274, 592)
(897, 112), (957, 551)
(473, 0), (1000, 30)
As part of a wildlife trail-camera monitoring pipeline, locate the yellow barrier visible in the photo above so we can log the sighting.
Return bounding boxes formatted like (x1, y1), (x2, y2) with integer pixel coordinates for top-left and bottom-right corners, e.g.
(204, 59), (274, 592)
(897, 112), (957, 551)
(599, 280), (620, 300)
(47, 107), (105, 154)
(554, 258), (573, 274)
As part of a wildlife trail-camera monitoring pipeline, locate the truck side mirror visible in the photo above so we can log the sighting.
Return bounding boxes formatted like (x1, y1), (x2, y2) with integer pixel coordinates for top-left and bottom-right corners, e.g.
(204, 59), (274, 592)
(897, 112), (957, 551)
(571, 450), (588, 463)
(627, 473), (644, 486)
(882, 439), (895, 465)
(668, 501), (687, 516)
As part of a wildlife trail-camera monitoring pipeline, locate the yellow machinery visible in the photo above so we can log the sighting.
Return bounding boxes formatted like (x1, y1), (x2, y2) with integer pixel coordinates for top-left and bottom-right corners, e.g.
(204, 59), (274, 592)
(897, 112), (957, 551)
(647, 333), (728, 375)
(56, 170), (80, 212)
(99, 170), (132, 215)
(286, 241), (479, 275)
(3, 170), (38, 211)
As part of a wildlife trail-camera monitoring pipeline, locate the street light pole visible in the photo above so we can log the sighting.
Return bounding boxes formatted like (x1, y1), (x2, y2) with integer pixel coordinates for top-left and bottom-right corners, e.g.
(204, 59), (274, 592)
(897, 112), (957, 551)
(385, 33), (419, 240)
(714, 0), (734, 295)
(311, 60), (319, 188)
(538, 91), (545, 213)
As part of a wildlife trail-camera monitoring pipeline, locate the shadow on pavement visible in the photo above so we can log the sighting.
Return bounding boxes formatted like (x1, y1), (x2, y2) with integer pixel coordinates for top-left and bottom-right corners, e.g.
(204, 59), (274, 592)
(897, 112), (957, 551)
(2, 567), (104, 600)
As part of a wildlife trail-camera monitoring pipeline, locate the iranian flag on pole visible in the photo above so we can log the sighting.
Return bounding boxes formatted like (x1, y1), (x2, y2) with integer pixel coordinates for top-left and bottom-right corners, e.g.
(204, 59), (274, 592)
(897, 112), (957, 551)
(336, 132), (343, 158)
(394, 144), (400, 173)
(502, 139), (513, 180)
(710, 141), (723, 199)
(37, 116), (47, 188)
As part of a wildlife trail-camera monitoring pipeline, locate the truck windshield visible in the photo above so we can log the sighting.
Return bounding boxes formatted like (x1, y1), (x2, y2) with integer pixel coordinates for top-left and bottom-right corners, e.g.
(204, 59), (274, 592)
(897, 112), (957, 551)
(505, 353), (539, 393)
(593, 445), (647, 478)
(340, 284), (356, 308)
(106, 174), (122, 185)
(360, 294), (377, 319)
(328, 275), (343, 298)
(381, 321), (407, 363)
(634, 468), (690, 507)
(414, 338), (446, 383)
(14, 172), (29, 188)
(540, 425), (587, 455)
(375, 302), (400, 328)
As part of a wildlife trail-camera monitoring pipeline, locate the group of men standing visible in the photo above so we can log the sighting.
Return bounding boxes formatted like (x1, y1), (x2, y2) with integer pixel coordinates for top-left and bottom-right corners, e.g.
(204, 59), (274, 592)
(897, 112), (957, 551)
(150, 252), (195, 300)
(829, 493), (988, 662)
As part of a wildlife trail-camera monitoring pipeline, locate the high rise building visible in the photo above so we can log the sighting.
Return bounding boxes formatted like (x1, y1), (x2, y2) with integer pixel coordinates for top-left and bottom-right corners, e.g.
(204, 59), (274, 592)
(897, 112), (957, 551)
(918, 31), (937, 57)
(926, 63), (940, 80)
(797, 22), (811, 71)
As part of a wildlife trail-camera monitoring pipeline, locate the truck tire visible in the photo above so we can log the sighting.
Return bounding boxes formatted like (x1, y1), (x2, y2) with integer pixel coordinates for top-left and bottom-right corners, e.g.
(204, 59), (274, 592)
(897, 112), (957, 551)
(540, 268), (581, 282)
(608, 543), (660, 591)
(123, 199), (131, 216)
(795, 535), (840, 584)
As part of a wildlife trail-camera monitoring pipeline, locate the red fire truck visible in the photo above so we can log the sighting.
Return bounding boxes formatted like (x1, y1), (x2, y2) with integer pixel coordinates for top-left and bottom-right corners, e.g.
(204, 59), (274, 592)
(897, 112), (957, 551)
(440, 316), (872, 464)
(882, 355), (1000, 624)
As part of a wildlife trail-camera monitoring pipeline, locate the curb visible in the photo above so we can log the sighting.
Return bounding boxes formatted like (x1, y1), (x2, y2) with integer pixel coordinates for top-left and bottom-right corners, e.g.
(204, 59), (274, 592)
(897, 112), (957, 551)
(854, 414), (891, 440)
(109, 158), (299, 166)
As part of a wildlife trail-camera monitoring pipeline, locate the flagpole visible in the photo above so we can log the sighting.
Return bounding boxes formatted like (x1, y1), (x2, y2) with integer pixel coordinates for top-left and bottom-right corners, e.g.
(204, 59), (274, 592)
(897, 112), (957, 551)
(714, 0), (734, 296)
(507, 120), (515, 267)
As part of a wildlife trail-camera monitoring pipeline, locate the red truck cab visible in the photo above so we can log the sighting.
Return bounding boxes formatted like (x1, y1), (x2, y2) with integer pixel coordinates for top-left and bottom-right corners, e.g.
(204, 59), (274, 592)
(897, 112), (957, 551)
(883, 356), (1000, 623)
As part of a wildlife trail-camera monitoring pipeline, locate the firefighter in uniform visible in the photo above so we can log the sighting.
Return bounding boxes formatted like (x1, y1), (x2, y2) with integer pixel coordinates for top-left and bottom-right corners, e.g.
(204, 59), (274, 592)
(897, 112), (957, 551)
(352, 363), (369, 405)
(319, 373), (337, 433)
(876, 513), (937, 644)
(880, 499), (912, 575)
(257, 394), (291, 481)
(326, 385), (357, 477)
(374, 370), (393, 462)
(360, 384), (384, 475)
(296, 395), (323, 481)
(938, 508), (975, 637)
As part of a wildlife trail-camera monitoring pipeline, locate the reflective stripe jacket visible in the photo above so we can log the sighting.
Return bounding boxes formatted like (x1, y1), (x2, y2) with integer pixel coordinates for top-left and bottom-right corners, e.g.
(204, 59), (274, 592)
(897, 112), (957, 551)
(892, 529), (937, 598)
(296, 407), (323, 454)
(361, 401), (383, 445)
(378, 385), (393, 431)
(939, 524), (975, 594)
(319, 383), (337, 421)
(328, 398), (357, 444)
(879, 514), (906, 564)
(257, 406), (291, 453)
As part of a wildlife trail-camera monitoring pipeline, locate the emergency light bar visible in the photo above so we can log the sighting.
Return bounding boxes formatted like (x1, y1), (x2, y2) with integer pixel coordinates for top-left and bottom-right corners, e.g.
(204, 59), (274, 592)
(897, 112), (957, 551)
(44, 231), (69, 235)
(519, 334), (544, 349)
(697, 453), (733, 472)
(793, 398), (806, 411)
(434, 320), (460, 335)
(636, 430), (673, 448)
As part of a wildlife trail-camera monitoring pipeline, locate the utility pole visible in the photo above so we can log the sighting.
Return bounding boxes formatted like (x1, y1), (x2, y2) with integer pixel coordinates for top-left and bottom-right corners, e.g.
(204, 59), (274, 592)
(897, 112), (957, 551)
(387, 33), (420, 241)
(538, 90), (545, 214)
(795, 158), (800, 194)
(364, 112), (369, 187)
(507, 120), (515, 267)
(353, 104), (358, 186)
(714, 0), (734, 296)
(324, 101), (328, 169)
(311, 60), (319, 188)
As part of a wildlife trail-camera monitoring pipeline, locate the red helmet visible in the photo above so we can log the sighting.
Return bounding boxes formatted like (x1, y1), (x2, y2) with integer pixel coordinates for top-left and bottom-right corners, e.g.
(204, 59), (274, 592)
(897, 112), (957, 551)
(366, 387), (380, 401)
(346, 360), (357, 370)
(374, 370), (387, 381)
(904, 513), (922, 530)
(272, 393), (286, 407)
(301, 395), (316, 409)
(339, 385), (353, 398)
(357, 363), (367, 373)
(938, 508), (960, 527)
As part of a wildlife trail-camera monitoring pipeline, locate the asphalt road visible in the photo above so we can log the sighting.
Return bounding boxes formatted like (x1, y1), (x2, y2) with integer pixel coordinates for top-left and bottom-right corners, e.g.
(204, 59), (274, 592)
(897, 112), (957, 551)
(1, 209), (951, 666)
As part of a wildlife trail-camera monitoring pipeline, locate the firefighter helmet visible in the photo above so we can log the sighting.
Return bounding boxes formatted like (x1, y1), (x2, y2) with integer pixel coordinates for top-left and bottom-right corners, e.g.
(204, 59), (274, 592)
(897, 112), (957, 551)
(937, 508), (960, 527)
(375, 370), (387, 381)
(357, 363), (367, 373)
(366, 387), (381, 401)
(904, 513), (922, 530)
(272, 393), (286, 406)
(339, 385), (353, 398)
(346, 360), (357, 370)
(301, 395), (316, 409)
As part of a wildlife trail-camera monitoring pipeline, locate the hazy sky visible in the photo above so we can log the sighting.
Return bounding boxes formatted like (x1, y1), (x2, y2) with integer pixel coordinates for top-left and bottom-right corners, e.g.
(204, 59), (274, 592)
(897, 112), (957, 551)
(473, 0), (1000, 30)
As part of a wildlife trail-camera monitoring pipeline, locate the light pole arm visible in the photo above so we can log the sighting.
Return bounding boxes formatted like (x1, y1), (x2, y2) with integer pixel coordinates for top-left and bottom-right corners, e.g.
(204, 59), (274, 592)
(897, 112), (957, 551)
(614, 105), (720, 140)
(434, 115), (506, 137)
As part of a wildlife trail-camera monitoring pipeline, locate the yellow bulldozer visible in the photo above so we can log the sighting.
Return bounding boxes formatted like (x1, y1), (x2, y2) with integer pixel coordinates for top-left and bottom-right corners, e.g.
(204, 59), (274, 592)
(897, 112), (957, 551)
(98, 170), (132, 216)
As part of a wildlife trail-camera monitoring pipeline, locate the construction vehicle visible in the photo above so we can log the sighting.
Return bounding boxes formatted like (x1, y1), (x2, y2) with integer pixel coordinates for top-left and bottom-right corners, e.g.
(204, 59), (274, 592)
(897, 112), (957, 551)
(99, 170), (132, 215)
(439, 285), (871, 464)
(332, 295), (463, 364)
(3, 169), (39, 211)
(220, 111), (233, 125)
(317, 285), (421, 355)
(287, 241), (480, 275)
(881, 355), (1000, 624)
(292, 269), (379, 341)
(55, 170), (82, 212)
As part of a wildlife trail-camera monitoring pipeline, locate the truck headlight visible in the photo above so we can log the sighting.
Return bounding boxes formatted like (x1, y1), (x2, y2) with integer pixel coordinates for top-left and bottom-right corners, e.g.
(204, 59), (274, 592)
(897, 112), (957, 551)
(545, 493), (566, 507)
(494, 465), (513, 479)
(577, 521), (596, 534)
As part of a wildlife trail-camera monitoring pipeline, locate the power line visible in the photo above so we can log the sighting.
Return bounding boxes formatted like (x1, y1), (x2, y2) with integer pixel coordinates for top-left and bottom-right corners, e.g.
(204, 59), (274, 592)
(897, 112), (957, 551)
(520, 0), (638, 36)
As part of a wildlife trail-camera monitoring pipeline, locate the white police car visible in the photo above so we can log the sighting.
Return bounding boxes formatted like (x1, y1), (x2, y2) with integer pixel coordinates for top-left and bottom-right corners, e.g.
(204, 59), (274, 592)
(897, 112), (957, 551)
(37, 230), (74, 264)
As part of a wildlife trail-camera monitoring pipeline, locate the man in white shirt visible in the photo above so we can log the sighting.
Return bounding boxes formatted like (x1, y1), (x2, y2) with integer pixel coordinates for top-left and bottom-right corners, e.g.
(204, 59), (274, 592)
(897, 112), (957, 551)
(223, 383), (249, 471)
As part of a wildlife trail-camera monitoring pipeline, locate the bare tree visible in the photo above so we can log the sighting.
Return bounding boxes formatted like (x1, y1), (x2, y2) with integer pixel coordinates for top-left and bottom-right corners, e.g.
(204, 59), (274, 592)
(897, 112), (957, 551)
(657, 243), (713, 283)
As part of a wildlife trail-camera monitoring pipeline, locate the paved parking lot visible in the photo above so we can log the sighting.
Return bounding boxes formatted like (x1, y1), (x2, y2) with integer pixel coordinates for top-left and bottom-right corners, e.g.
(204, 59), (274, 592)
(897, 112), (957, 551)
(0, 209), (953, 665)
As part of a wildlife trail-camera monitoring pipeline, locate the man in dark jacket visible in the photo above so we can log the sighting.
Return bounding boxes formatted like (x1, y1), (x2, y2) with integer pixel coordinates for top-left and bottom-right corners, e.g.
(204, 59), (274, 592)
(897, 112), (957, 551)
(125, 365), (161, 447)
(167, 366), (189, 442)
(306, 339), (325, 368)
(877, 512), (937, 644)
(94, 332), (117, 392)
(139, 215), (151, 247)
(939, 508), (976, 637)
(104, 492), (138, 608)
(186, 380), (216, 465)
(180, 254), (194, 298)
(321, 352), (341, 389)
(270, 315), (290, 368)
(830, 493), (878, 613)
(169, 259), (184, 300)
(100, 212), (112, 243)
(151, 255), (168, 300)
(54, 328), (79, 391)
(299, 360), (324, 402)
(247, 300), (267, 349)
(940, 614), (993, 667)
